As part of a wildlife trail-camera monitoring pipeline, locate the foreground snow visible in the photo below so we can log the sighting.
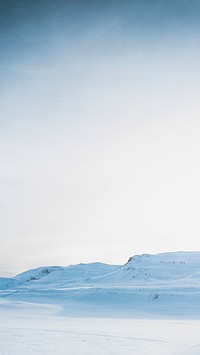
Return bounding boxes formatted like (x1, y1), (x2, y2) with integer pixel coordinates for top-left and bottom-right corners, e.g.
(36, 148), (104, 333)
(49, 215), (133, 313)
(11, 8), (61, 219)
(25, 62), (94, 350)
(0, 302), (199, 355)
(1, 252), (200, 353)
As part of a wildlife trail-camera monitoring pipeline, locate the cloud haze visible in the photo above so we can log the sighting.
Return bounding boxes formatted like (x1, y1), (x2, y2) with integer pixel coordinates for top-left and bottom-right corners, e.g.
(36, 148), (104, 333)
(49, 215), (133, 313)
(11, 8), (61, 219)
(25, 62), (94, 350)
(1, 0), (200, 275)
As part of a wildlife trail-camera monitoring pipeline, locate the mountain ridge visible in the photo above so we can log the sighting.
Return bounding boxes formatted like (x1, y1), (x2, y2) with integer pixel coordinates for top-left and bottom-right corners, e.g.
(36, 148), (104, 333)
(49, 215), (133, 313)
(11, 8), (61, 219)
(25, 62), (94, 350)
(1, 251), (200, 318)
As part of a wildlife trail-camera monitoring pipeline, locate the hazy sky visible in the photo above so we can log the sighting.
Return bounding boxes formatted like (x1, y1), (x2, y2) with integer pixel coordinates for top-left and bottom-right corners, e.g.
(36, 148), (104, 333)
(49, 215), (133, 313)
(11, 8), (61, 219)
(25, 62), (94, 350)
(1, 0), (200, 275)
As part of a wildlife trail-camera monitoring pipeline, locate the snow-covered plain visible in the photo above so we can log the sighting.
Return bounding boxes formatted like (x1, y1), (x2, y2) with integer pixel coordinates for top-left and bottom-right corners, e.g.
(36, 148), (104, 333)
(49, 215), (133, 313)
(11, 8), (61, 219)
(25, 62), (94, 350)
(0, 252), (200, 354)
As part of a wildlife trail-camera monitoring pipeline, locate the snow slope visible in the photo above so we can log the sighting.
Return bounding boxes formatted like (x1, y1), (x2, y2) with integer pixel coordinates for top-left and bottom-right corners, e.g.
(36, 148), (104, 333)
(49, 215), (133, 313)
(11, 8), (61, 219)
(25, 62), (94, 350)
(1, 252), (200, 318)
(0, 277), (18, 290)
(14, 262), (119, 286)
(87, 252), (200, 284)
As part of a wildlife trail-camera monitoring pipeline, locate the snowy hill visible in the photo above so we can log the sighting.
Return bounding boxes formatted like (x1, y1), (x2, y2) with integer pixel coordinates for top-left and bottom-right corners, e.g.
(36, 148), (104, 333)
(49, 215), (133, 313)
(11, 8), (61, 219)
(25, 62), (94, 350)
(14, 262), (119, 286)
(0, 262), (119, 290)
(87, 251), (200, 285)
(125, 251), (200, 281)
(1, 252), (200, 318)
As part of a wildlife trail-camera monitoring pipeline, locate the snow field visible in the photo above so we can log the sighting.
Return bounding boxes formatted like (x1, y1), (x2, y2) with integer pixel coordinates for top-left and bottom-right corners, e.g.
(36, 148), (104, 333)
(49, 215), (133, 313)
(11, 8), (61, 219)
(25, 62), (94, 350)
(0, 305), (200, 355)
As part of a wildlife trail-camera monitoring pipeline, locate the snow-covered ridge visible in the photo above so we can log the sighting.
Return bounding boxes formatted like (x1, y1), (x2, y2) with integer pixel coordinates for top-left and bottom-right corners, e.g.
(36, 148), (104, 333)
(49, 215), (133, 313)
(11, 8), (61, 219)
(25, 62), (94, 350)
(9, 262), (119, 287)
(90, 251), (200, 284)
(1, 251), (200, 287)
(15, 266), (64, 283)
(1, 252), (200, 318)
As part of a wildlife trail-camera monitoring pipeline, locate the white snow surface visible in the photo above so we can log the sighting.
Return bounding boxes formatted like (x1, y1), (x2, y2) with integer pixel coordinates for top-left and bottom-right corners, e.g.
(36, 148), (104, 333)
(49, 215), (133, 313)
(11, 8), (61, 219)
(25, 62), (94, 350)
(1, 251), (200, 317)
(0, 303), (200, 355)
(0, 252), (200, 354)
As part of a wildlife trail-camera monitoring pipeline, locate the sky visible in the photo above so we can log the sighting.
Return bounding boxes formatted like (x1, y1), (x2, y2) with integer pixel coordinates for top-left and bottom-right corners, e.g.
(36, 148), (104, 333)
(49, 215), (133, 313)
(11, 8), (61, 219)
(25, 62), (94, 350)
(1, 0), (200, 276)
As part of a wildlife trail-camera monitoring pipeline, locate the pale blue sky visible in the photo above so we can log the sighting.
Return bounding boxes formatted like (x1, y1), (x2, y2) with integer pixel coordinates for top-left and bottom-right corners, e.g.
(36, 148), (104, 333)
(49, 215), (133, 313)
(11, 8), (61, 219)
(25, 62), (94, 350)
(1, 0), (200, 275)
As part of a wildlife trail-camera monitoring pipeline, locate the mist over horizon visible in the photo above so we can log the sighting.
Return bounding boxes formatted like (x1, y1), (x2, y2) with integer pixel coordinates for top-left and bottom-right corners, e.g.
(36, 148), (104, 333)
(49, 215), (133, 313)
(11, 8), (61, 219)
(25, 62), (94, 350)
(1, 0), (200, 276)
